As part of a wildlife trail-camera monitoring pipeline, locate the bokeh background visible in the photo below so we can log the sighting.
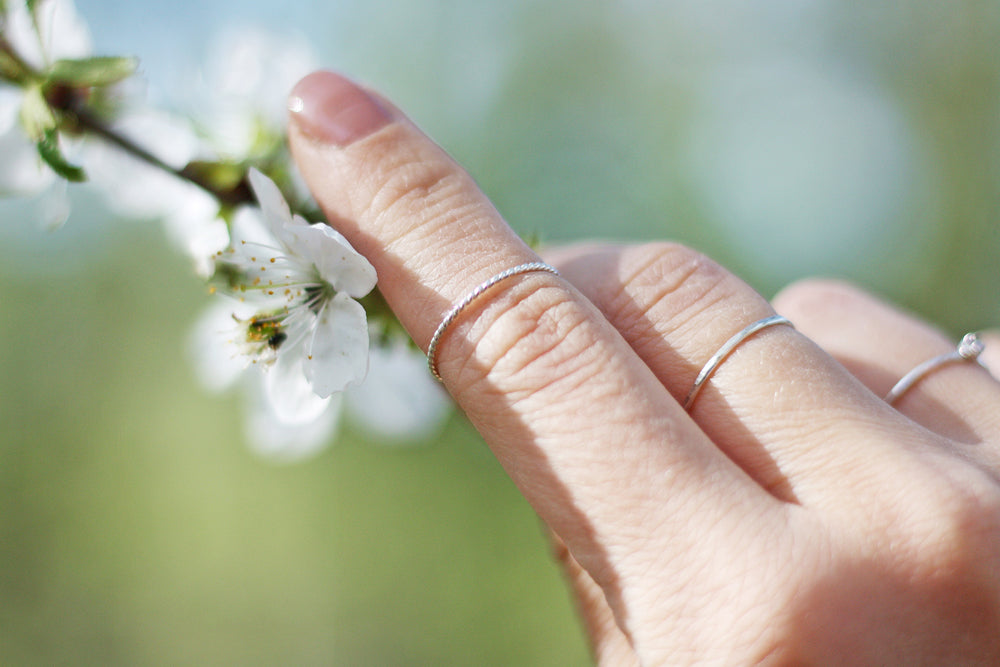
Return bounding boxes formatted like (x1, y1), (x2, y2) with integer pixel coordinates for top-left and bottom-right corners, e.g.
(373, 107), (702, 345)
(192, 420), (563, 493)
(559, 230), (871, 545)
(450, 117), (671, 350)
(2, 0), (998, 664)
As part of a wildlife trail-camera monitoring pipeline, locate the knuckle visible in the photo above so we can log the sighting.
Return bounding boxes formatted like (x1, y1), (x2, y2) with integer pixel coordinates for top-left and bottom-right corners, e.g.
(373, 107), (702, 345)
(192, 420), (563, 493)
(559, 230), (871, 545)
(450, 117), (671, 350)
(903, 472), (1000, 645)
(610, 242), (742, 336)
(921, 475), (1000, 574)
(361, 143), (482, 238)
(463, 282), (605, 398)
(887, 465), (1000, 608)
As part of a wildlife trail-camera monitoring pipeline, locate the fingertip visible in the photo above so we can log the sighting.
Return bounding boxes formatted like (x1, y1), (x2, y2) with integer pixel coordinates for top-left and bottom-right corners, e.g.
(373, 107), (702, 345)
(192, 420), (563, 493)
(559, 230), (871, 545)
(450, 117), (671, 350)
(288, 70), (393, 147)
(771, 278), (863, 321)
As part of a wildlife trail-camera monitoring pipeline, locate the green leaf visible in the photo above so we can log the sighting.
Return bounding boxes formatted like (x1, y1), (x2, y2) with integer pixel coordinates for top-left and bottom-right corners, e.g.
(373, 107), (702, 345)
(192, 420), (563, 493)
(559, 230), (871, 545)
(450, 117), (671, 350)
(49, 56), (138, 87)
(37, 128), (86, 182)
(24, 0), (37, 12)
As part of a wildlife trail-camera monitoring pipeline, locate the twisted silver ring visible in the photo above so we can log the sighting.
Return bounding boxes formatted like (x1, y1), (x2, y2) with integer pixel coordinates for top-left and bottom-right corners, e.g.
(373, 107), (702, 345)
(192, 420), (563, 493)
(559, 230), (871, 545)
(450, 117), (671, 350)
(884, 332), (985, 405)
(684, 315), (794, 410)
(427, 262), (560, 381)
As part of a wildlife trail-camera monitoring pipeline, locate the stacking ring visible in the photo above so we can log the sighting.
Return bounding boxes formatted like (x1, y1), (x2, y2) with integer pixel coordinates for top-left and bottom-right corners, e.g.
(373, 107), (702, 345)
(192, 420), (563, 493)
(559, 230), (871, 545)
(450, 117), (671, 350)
(427, 262), (561, 381)
(684, 315), (794, 410)
(884, 332), (985, 405)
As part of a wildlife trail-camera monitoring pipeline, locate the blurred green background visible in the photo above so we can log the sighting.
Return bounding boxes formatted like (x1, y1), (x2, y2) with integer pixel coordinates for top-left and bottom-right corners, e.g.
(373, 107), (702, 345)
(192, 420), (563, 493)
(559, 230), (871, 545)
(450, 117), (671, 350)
(1, 0), (998, 664)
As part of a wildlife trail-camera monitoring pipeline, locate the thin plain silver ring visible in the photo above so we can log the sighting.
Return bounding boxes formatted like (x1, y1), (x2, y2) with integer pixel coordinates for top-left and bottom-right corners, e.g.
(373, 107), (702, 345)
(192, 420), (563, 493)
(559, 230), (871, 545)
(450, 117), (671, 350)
(884, 332), (985, 405)
(427, 262), (560, 381)
(684, 315), (794, 411)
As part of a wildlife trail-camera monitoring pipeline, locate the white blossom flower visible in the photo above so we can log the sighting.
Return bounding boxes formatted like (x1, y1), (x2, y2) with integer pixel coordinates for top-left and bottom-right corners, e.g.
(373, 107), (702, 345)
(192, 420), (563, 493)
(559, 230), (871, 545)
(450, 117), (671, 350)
(154, 25), (320, 272)
(217, 168), (377, 399)
(191, 301), (450, 461)
(189, 297), (342, 461)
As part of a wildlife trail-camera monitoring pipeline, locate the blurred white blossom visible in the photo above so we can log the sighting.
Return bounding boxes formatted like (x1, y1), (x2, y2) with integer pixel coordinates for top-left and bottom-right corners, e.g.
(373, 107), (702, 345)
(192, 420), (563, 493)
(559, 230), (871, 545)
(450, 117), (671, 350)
(1, 0), (218, 240)
(81, 102), (227, 276)
(2, 0), (91, 69)
(346, 339), (451, 444)
(152, 25), (322, 271)
(0, 86), (56, 194)
(192, 26), (317, 161)
(0, 0), (91, 227)
(684, 60), (936, 286)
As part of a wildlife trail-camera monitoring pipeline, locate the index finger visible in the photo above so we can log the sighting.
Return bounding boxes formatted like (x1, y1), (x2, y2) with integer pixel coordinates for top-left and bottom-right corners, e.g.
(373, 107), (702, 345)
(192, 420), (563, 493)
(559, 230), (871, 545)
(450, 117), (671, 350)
(286, 70), (784, 644)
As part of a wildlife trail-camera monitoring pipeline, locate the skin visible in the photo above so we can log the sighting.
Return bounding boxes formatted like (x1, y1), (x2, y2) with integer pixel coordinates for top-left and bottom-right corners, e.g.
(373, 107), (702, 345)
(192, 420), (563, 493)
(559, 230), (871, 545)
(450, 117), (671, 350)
(286, 70), (1000, 666)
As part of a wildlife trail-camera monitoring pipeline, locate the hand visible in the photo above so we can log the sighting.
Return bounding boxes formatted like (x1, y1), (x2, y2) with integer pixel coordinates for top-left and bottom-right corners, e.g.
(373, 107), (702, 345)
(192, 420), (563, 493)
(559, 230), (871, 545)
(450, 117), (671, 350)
(287, 70), (1000, 665)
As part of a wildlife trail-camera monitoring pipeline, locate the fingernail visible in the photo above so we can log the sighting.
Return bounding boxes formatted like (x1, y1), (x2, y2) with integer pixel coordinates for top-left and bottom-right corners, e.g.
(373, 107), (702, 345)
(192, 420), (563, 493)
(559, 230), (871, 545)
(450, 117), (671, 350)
(288, 71), (392, 147)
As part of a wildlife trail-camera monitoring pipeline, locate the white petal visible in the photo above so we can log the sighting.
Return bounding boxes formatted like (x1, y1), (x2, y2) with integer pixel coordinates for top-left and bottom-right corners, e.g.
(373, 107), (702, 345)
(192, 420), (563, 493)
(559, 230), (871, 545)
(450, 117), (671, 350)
(188, 299), (255, 393)
(290, 221), (377, 298)
(110, 108), (201, 170)
(198, 106), (258, 159)
(203, 26), (318, 125)
(5, 1), (46, 69)
(157, 185), (226, 261)
(38, 0), (92, 61)
(264, 352), (334, 423)
(227, 204), (284, 271)
(0, 125), (55, 196)
(247, 168), (293, 238)
(179, 213), (230, 278)
(0, 88), (21, 133)
(346, 341), (451, 443)
(303, 292), (370, 397)
(245, 383), (341, 462)
(39, 178), (69, 230)
(82, 139), (213, 224)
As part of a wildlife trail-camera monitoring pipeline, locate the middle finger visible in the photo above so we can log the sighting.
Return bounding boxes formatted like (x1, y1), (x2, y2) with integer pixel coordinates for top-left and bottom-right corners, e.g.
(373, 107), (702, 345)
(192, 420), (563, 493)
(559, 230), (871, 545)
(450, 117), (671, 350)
(546, 242), (938, 504)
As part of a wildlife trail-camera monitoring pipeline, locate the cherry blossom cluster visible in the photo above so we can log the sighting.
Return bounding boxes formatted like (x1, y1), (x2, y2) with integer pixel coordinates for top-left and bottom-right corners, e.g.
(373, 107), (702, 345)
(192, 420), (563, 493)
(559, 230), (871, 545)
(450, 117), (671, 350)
(0, 0), (449, 459)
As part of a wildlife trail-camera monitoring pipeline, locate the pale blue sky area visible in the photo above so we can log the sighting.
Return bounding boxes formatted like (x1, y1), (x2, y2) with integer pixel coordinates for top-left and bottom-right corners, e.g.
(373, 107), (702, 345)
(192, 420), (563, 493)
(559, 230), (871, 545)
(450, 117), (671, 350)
(71, 0), (518, 121)
(76, 0), (338, 91)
